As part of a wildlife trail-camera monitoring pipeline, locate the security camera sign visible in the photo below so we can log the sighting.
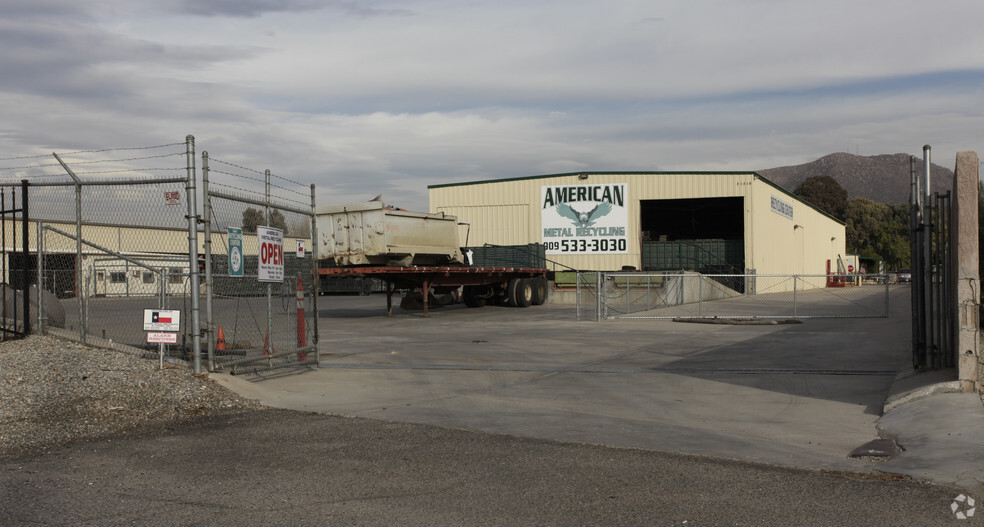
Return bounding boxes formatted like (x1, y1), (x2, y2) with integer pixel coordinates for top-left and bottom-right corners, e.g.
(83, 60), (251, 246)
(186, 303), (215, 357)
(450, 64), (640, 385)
(257, 225), (284, 283)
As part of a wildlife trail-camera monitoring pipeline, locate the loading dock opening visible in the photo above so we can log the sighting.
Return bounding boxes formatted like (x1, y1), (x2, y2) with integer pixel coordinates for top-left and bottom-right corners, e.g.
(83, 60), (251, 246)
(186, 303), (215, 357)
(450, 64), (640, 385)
(640, 197), (745, 275)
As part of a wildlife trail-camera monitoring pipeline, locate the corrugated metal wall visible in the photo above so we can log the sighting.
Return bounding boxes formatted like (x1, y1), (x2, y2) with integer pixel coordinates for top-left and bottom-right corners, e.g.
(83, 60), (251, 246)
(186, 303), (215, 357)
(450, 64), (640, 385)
(747, 179), (846, 277)
(431, 172), (756, 271)
(431, 172), (846, 275)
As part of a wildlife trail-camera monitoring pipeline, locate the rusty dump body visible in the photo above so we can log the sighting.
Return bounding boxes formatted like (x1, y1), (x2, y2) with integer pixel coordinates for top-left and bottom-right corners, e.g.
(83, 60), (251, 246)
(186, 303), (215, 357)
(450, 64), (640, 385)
(316, 201), (464, 266)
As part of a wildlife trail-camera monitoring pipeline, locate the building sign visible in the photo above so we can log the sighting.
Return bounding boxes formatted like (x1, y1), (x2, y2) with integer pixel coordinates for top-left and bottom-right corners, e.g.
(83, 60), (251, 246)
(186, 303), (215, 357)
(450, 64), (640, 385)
(257, 225), (284, 283)
(227, 227), (243, 277)
(541, 183), (628, 255)
(770, 195), (794, 220)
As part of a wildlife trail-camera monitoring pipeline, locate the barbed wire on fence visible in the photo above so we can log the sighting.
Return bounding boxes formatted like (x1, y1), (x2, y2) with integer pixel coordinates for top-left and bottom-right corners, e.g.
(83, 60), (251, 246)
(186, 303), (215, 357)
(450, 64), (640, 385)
(0, 142), (185, 161)
(206, 157), (311, 207)
(0, 143), (188, 185)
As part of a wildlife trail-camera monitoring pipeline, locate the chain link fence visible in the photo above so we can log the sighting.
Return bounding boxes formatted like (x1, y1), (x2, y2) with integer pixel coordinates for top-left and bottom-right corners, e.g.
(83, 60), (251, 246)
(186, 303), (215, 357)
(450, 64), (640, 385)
(2, 137), (320, 374)
(577, 272), (890, 321)
(202, 153), (318, 374)
(1, 139), (199, 363)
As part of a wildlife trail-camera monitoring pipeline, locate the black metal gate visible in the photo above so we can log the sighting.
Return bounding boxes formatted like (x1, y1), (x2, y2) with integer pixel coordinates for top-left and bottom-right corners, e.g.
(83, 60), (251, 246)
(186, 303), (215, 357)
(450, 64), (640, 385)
(1, 180), (31, 339)
(911, 184), (953, 370)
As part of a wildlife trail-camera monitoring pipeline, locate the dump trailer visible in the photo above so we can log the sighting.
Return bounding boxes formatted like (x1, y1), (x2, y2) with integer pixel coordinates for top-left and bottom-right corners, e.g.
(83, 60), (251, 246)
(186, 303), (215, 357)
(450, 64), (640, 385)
(316, 201), (548, 315)
(316, 201), (463, 266)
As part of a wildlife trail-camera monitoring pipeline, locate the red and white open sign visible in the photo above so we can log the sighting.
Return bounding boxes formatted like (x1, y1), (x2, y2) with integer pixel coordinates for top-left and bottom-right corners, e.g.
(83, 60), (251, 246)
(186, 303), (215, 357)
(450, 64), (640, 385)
(257, 226), (284, 283)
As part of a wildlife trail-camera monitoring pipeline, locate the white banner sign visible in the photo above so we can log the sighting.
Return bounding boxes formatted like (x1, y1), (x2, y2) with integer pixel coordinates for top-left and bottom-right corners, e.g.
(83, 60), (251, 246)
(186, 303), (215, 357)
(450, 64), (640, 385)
(771, 195), (794, 220)
(257, 225), (284, 283)
(541, 183), (628, 255)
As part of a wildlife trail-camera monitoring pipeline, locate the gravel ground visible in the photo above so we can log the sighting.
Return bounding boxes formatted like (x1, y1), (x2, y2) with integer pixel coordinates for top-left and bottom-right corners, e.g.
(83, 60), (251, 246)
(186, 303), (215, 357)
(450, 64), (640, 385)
(0, 334), (260, 460)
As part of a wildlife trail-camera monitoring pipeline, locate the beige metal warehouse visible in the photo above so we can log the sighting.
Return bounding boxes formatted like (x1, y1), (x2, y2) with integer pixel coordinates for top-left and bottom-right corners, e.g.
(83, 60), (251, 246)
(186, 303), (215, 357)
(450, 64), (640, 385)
(429, 171), (846, 276)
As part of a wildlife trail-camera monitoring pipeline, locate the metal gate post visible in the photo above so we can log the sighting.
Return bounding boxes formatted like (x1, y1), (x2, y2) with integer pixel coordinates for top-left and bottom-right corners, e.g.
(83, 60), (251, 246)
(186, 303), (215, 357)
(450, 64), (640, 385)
(159, 266), (166, 369)
(922, 145), (932, 368)
(595, 272), (602, 321)
(576, 272), (581, 320)
(793, 275), (798, 317)
(698, 275), (703, 317)
(17, 180), (29, 334)
(265, 169), (273, 356)
(52, 153), (85, 343)
(310, 184), (319, 367)
(884, 275), (890, 317)
(184, 135), (203, 374)
(36, 221), (43, 334)
(202, 152), (215, 371)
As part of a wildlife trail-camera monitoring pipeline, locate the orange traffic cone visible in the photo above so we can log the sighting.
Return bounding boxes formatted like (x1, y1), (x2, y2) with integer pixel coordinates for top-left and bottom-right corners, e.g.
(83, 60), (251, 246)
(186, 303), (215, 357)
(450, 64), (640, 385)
(216, 326), (226, 351)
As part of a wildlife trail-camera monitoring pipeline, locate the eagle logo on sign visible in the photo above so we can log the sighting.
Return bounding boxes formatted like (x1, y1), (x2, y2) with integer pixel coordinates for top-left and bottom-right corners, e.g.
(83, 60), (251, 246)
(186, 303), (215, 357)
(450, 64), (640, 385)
(555, 201), (612, 227)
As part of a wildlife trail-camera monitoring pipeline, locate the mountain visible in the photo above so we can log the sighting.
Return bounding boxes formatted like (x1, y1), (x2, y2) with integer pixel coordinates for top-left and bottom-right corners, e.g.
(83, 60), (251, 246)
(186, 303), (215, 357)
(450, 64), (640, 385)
(758, 152), (953, 205)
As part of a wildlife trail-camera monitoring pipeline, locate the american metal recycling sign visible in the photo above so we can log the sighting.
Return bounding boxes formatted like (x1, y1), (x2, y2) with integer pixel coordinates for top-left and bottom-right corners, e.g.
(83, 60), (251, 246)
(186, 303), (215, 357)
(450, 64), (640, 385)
(541, 183), (628, 255)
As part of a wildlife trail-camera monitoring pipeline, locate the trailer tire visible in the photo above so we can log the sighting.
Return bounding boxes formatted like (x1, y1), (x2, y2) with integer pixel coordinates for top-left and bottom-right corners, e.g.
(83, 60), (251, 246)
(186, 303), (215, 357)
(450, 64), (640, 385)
(530, 277), (547, 305)
(508, 277), (533, 307)
(463, 285), (486, 308)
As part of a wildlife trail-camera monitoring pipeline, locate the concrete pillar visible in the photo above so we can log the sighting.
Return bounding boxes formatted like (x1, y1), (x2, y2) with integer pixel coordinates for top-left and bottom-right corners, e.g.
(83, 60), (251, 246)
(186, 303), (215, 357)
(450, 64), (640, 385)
(951, 151), (981, 393)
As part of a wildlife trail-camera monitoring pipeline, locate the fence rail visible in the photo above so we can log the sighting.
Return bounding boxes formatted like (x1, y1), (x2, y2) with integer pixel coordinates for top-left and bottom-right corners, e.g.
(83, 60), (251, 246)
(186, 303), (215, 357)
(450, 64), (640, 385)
(577, 272), (891, 321)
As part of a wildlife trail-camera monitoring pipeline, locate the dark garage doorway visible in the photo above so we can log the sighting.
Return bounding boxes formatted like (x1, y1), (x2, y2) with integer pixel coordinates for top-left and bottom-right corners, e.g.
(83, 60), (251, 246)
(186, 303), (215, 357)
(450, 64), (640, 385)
(639, 197), (746, 276)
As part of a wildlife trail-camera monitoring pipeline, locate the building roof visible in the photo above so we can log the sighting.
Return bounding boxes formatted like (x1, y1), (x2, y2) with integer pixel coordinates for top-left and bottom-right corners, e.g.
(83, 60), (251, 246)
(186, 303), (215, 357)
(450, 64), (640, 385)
(428, 171), (844, 225)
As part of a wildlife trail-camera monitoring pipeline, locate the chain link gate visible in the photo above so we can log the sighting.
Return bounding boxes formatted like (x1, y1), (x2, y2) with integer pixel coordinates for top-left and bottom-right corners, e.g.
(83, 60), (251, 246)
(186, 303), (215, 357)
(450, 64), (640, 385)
(577, 271), (890, 321)
(0, 180), (31, 339)
(201, 152), (319, 374)
(908, 147), (955, 371)
(2, 138), (201, 365)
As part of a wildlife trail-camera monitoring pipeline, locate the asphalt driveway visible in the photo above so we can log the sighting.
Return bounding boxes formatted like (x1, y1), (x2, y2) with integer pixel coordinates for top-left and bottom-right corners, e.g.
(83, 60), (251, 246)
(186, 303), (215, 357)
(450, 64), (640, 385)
(216, 286), (913, 473)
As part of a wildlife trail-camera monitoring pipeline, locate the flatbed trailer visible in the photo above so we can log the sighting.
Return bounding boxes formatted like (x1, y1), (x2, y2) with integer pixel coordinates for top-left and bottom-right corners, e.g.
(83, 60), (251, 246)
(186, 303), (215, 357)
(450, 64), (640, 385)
(319, 265), (549, 316)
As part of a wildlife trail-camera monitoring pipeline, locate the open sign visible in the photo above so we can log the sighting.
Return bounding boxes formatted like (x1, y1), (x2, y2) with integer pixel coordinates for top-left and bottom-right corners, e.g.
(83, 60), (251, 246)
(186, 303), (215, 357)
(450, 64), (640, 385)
(257, 226), (284, 283)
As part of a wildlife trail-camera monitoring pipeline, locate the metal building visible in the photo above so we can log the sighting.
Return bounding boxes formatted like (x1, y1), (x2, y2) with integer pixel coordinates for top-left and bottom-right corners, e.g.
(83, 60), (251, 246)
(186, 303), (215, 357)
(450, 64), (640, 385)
(429, 171), (846, 275)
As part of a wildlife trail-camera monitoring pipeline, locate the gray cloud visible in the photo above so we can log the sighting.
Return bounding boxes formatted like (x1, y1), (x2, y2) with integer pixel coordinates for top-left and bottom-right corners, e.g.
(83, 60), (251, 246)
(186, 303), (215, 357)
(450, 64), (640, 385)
(1, 0), (983, 214)
(165, 0), (412, 18)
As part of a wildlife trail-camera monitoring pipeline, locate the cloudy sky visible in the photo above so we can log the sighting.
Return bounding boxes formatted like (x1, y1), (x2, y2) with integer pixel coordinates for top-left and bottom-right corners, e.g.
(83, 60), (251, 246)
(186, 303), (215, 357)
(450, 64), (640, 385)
(1, 0), (982, 211)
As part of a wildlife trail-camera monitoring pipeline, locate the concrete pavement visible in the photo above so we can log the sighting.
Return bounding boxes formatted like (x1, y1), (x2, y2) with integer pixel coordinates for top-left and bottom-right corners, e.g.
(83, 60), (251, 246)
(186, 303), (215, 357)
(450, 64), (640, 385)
(876, 370), (984, 487)
(212, 285), (984, 488)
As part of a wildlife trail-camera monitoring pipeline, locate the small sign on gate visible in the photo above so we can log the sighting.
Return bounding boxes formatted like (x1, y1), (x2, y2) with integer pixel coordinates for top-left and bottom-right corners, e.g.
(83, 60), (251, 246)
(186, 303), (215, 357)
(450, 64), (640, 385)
(143, 309), (181, 332)
(228, 227), (244, 277)
(147, 332), (178, 344)
(164, 191), (181, 206)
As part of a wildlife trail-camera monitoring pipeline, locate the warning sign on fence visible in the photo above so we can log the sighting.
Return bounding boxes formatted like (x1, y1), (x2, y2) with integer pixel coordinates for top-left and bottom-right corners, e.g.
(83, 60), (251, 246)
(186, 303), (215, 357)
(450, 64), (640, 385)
(257, 225), (284, 283)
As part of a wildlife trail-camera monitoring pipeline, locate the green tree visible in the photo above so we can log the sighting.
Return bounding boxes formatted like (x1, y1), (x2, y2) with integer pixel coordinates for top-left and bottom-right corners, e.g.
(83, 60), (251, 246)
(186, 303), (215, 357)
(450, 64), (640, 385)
(794, 175), (848, 221)
(845, 198), (910, 268)
(242, 207), (289, 236)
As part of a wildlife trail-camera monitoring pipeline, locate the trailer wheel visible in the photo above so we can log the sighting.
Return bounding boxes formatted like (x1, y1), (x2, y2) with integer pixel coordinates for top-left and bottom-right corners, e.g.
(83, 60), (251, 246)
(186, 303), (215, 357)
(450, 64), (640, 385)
(530, 277), (547, 305)
(508, 277), (533, 307)
(463, 285), (486, 308)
